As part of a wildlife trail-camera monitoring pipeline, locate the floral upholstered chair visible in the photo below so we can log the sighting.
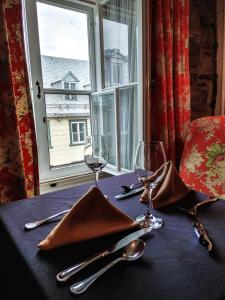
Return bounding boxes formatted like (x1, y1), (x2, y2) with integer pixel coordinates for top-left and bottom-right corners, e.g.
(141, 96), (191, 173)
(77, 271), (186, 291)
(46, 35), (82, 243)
(179, 116), (225, 199)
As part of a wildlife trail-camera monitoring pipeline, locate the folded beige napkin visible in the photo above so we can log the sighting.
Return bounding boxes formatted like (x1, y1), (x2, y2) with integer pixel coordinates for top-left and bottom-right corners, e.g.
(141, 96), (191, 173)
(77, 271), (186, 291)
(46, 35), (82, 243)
(38, 186), (139, 250)
(140, 160), (190, 209)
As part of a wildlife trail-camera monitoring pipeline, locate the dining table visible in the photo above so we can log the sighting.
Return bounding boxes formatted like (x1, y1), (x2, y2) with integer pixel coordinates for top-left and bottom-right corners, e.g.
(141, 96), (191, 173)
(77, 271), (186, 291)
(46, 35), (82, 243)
(1, 172), (225, 300)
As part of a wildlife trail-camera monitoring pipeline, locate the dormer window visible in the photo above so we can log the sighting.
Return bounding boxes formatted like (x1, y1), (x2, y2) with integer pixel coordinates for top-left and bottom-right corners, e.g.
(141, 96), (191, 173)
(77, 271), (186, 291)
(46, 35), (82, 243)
(64, 82), (77, 100)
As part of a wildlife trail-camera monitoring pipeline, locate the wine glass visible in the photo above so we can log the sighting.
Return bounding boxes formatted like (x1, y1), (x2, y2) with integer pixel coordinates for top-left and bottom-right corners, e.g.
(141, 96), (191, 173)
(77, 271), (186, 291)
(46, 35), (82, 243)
(134, 141), (167, 229)
(84, 135), (109, 188)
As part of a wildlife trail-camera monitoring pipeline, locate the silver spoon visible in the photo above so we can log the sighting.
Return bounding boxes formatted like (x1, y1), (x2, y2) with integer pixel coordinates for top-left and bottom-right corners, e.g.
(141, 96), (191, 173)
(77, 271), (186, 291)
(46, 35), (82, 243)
(24, 209), (70, 230)
(70, 239), (145, 295)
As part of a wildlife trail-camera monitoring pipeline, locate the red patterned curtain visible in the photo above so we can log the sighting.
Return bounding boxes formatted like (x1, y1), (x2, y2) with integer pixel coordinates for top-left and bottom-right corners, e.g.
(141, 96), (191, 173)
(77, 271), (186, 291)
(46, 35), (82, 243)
(150, 0), (190, 165)
(0, 0), (39, 203)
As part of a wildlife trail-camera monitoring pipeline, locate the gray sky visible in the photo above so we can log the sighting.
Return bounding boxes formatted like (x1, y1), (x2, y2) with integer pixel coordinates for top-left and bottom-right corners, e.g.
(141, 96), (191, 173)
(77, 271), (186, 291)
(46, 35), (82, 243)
(37, 2), (128, 60)
(37, 3), (89, 60)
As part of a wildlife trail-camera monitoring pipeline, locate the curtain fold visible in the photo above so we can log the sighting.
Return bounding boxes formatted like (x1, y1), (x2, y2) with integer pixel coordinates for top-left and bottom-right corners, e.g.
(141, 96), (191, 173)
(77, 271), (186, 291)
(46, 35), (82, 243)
(0, 0), (39, 203)
(149, 0), (190, 165)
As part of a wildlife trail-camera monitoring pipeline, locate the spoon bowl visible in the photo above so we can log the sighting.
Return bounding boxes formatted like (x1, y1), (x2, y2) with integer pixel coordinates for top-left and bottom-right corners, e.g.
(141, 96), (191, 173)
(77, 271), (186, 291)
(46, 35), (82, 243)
(123, 239), (145, 260)
(70, 239), (145, 294)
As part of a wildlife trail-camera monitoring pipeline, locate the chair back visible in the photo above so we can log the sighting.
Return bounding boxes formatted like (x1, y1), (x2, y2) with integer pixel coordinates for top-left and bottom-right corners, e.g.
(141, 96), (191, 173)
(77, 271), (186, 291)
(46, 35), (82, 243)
(179, 116), (225, 199)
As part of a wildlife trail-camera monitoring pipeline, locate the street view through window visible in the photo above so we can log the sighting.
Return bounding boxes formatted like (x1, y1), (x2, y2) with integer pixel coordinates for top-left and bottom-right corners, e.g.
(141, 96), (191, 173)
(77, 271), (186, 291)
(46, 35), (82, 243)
(33, 0), (139, 177)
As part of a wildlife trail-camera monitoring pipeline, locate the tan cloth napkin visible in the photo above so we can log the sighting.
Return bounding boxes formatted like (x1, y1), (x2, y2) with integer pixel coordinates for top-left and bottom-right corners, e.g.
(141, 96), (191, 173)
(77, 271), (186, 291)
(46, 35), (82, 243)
(140, 160), (190, 209)
(38, 186), (139, 250)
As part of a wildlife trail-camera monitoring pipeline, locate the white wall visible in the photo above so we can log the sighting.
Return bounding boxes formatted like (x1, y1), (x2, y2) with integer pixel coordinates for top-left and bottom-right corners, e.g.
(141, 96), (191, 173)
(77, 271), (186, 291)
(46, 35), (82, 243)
(48, 117), (91, 166)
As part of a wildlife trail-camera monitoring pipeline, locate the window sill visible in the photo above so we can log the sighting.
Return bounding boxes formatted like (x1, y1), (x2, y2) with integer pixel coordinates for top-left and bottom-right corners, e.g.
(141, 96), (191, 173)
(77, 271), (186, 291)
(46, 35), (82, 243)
(40, 171), (113, 194)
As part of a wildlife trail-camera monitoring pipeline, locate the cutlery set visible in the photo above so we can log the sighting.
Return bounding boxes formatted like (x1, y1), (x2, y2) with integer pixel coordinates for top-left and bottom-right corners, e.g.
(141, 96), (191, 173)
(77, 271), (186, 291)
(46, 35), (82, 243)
(24, 187), (218, 293)
(177, 197), (218, 252)
(70, 239), (145, 294)
(24, 208), (150, 294)
(57, 228), (150, 294)
(56, 227), (150, 283)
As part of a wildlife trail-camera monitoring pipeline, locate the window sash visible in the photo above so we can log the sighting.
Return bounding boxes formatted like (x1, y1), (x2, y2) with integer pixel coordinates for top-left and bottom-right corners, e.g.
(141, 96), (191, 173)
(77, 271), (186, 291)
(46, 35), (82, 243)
(23, 0), (96, 181)
(91, 82), (138, 172)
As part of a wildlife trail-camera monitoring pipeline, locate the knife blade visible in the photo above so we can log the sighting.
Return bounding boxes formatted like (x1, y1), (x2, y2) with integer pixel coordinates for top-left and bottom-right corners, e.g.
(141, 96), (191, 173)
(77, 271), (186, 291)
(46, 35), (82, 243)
(115, 186), (145, 200)
(56, 226), (151, 282)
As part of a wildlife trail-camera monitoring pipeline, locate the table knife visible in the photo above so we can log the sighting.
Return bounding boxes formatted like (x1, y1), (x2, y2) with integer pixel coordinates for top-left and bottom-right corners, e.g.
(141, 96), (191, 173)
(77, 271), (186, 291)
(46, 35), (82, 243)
(115, 186), (145, 200)
(56, 226), (151, 282)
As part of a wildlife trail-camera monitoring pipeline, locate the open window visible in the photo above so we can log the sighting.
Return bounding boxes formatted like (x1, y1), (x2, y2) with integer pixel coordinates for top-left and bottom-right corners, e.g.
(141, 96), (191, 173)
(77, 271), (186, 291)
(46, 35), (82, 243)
(23, 0), (142, 183)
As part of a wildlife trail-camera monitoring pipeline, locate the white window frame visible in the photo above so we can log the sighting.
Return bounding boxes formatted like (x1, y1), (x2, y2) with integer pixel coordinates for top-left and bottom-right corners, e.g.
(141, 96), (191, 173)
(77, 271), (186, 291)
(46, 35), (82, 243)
(22, 0), (143, 181)
(23, 0), (96, 181)
(91, 0), (143, 175)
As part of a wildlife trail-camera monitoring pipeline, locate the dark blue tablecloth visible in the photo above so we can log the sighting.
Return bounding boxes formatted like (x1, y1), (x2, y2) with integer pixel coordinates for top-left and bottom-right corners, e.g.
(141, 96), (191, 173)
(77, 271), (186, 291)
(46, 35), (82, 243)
(1, 173), (225, 300)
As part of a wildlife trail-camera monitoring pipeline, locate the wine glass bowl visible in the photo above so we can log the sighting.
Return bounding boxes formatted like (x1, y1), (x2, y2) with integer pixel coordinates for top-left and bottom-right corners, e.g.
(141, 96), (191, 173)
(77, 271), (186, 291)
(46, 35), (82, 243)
(84, 135), (109, 187)
(134, 141), (167, 229)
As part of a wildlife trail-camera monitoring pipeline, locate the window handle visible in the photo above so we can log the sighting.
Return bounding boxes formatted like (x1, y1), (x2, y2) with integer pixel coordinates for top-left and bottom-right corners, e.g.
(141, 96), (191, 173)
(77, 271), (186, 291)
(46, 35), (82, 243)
(36, 80), (41, 99)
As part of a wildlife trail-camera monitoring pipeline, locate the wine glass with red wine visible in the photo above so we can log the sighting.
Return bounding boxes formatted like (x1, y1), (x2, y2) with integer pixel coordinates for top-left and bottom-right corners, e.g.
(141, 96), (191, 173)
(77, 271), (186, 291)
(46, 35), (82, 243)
(84, 135), (109, 188)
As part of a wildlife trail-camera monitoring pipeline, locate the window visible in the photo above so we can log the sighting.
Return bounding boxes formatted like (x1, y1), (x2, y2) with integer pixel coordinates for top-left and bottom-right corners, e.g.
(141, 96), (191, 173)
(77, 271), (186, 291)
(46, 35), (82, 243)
(70, 121), (86, 144)
(64, 82), (77, 100)
(91, 0), (141, 172)
(23, 0), (142, 181)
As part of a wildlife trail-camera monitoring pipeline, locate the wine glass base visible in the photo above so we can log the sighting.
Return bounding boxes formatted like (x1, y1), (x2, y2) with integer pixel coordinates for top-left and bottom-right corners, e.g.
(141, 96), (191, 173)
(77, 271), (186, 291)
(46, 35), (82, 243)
(136, 214), (163, 229)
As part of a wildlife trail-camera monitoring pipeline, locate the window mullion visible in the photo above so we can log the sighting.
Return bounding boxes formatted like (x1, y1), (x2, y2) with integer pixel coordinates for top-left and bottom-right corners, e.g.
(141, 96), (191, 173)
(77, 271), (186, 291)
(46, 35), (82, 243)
(114, 87), (121, 171)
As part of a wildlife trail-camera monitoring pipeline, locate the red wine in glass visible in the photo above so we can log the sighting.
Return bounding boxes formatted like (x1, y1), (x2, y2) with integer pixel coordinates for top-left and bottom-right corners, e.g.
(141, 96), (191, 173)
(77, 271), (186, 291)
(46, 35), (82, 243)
(84, 135), (109, 187)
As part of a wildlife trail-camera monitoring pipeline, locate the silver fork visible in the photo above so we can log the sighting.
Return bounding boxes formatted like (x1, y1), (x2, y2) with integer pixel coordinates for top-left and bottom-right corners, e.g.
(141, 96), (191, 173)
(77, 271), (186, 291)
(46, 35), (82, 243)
(24, 209), (70, 230)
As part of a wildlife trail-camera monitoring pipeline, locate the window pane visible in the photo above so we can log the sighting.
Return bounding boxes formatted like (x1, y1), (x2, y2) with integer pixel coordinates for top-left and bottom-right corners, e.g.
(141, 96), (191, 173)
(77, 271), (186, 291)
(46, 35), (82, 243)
(100, 0), (138, 88)
(70, 83), (76, 90)
(119, 85), (138, 170)
(80, 132), (85, 141)
(45, 93), (90, 167)
(64, 82), (69, 90)
(79, 123), (84, 132)
(37, 2), (91, 90)
(73, 132), (78, 142)
(72, 122), (78, 133)
(92, 93), (116, 166)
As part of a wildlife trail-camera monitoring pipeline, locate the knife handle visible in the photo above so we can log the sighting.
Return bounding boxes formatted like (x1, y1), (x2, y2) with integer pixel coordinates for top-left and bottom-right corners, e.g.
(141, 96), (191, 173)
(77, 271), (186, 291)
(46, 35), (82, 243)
(56, 250), (110, 282)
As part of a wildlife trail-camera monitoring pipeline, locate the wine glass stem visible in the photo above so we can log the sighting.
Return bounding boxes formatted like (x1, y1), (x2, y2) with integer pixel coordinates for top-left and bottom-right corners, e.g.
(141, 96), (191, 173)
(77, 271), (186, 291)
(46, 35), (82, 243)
(147, 187), (154, 216)
(95, 171), (100, 187)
